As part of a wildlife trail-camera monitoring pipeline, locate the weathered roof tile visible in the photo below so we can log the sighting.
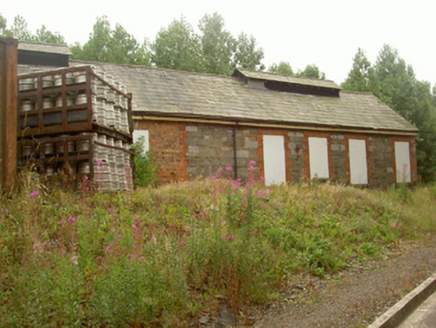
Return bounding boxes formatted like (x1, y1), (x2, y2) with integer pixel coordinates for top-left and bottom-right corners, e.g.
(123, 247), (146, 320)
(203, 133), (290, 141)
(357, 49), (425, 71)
(68, 61), (417, 133)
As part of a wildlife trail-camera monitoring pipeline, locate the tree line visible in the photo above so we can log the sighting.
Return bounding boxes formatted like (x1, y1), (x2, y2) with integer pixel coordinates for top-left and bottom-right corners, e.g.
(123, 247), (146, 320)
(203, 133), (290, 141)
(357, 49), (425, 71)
(1, 13), (435, 182)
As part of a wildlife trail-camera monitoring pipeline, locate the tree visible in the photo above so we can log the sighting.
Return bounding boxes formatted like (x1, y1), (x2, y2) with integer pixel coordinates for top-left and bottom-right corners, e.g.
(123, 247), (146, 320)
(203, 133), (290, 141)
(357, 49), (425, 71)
(342, 45), (436, 182)
(9, 15), (32, 41)
(233, 33), (264, 71)
(0, 13), (8, 36)
(198, 13), (235, 75)
(152, 17), (203, 72)
(268, 62), (294, 76)
(72, 16), (150, 65)
(341, 48), (372, 92)
(35, 25), (66, 45)
(76, 16), (112, 62)
(297, 64), (325, 79)
(0, 13), (66, 44)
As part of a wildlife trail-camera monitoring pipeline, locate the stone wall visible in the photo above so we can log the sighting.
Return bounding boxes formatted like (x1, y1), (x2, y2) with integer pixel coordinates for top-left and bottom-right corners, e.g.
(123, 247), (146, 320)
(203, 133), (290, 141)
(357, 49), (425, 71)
(288, 131), (305, 183)
(368, 135), (394, 187)
(330, 134), (347, 184)
(134, 120), (189, 183)
(134, 119), (416, 187)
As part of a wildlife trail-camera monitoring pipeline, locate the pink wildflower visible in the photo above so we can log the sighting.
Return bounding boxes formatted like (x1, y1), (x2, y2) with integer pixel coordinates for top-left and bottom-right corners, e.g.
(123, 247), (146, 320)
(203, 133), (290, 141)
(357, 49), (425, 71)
(199, 210), (205, 217)
(249, 160), (256, 166)
(59, 248), (66, 254)
(211, 174), (216, 180)
(226, 166), (232, 171)
(132, 224), (139, 230)
(258, 189), (266, 197)
(97, 159), (104, 165)
(58, 220), (64, 225)
(140, 256), (145, 261)
(217, 167), (223, 173)
(30, 190), (39, 197)
(131, 253), (137, 259)
(260, 176), (265, 181)
(247, 165), (254, 171)
(115, 234), (122, 239)
(105, 245), (113, 254)
(67, 216), (76, 223)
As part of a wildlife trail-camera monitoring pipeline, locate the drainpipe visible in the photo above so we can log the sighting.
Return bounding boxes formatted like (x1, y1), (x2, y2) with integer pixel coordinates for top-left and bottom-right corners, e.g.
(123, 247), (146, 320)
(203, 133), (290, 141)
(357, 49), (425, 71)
(233, 123), (238, 179)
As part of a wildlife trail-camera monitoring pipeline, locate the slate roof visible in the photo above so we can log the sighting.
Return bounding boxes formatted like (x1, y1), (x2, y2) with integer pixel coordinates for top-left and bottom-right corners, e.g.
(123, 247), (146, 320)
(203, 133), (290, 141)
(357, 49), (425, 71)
(64, 61), (419, 133)
(236, 68), (341, 90)
(18, 41), (72, 56)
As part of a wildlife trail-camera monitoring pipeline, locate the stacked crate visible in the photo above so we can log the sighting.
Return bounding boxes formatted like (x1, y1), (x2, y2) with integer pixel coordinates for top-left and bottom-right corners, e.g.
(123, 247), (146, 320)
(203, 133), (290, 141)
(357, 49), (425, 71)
(17, 66), (134, 191)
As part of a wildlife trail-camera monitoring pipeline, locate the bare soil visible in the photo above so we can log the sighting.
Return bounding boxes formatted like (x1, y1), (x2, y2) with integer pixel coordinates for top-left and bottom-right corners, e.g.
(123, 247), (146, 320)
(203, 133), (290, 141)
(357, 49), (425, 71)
(251, 234), (436, 327)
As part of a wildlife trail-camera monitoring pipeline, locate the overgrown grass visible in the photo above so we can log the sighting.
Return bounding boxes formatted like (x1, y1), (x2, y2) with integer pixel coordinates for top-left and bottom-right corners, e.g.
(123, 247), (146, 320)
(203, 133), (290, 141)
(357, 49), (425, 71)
(0, 167), (435, 326)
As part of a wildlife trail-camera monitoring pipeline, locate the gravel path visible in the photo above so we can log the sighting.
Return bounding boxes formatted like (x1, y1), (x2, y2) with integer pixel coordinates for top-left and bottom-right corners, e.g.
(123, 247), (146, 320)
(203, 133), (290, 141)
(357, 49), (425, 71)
(253, 235), (436, 327)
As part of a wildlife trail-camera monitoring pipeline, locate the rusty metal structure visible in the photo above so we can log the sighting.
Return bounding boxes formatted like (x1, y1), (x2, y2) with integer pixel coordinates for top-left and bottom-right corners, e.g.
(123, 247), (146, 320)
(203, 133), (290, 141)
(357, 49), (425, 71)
(17, 65), (135, 191)
(0, 38), (18, 190)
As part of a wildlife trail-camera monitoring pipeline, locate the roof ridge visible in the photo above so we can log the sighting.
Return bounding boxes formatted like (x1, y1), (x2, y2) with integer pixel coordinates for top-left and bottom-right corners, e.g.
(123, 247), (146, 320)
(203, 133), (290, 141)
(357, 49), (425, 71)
(236, 67), (337, 84)
(18, 40), (69, 48)
(70, 60), (236, 80)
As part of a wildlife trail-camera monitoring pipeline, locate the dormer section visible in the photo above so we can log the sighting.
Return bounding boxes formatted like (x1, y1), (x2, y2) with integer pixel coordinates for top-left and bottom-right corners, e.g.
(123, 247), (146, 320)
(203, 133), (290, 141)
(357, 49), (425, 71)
(233, 68), (341, 97)
(18, 41), (71, 67)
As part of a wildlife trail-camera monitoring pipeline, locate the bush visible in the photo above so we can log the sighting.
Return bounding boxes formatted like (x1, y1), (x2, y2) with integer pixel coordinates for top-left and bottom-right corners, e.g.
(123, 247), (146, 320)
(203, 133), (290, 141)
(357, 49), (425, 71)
(131, 137), (159, 187)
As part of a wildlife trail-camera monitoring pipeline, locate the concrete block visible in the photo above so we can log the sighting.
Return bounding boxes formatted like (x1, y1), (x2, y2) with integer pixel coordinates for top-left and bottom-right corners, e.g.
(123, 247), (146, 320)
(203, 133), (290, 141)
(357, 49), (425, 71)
(188, 145), (199, 154)
(386, 167), (394, 173)
(331, 144), (340, 151)
(236, 150), (250, 158)
(185, 125), (198, 132)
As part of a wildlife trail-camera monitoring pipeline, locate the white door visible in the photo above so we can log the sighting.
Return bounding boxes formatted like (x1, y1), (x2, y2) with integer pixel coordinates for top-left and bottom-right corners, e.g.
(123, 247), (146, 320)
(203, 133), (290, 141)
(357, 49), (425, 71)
(308, 137), (329, 179)
(395, 142), (411, 183)
(263, 135), (286, 186)
(349, 139), (368, 184)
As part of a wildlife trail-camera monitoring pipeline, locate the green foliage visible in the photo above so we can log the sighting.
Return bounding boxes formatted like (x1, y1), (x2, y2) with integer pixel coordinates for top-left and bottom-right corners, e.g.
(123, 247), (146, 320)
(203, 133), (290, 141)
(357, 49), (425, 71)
(0, 13), (66, 44)
(342, 45), (436, 182)
(297, 64), (326, 79)
(72, 16), (150, 65)
(1, 170), (435, 325)
(132, 137), (159, 187)
(233, 32), (265, 71)
(152, 17), (203, 72)
(199, 13), (236, 75)
(268, 61), (294, 76)
(341, 48), (372, 92)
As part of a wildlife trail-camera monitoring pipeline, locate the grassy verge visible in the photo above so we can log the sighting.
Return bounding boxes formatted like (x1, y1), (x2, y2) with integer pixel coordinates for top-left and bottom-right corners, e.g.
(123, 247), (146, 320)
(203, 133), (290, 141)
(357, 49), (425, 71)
(0, 168), (435, 326)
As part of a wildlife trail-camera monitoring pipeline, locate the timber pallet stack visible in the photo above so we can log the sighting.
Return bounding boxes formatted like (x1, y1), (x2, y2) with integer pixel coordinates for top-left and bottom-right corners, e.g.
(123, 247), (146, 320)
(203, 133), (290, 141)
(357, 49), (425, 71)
(17, 65), (134, 191)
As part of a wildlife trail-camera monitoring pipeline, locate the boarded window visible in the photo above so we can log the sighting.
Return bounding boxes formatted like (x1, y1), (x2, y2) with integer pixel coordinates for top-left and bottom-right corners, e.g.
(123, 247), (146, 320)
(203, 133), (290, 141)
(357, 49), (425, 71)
(394, 141), (411, 183)
(133, 130), (149, 154)
(349, 139), (368, 184)
(308, 137), (329, 179)
(263, 135), (286, 186)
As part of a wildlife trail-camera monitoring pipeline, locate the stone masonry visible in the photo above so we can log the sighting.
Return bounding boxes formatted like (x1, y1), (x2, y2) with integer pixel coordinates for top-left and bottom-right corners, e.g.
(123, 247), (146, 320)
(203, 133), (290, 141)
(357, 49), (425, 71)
(330, 134), (347, 184)
(134, 120), (416, 187)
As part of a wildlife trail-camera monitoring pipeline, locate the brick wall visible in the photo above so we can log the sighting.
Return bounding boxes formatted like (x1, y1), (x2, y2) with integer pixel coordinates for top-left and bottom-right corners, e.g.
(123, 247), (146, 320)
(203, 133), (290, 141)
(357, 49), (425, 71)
(134, 119), (417, 187)
(134, 120), (188, 183)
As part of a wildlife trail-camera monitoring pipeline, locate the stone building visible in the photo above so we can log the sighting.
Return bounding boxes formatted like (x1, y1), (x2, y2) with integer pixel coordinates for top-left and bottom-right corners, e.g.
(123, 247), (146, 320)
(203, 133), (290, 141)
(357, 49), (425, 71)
(82, 63), (417, 187)
(17, 41), (418, 187)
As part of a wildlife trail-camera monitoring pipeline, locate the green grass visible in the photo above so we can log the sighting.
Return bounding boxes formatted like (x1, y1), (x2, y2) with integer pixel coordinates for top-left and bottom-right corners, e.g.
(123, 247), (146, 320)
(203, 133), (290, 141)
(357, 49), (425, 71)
(0, 169), (435, 326)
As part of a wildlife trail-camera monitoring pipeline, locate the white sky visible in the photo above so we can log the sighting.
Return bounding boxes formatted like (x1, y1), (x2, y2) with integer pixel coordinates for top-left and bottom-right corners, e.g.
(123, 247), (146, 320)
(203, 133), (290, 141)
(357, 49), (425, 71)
(2, 0), (436, 85)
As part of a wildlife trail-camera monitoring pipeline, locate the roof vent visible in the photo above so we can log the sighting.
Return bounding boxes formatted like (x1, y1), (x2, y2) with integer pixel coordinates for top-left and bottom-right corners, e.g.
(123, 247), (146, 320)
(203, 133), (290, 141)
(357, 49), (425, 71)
(18, 41), (71, 67)
(233, 68), (340, 97)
